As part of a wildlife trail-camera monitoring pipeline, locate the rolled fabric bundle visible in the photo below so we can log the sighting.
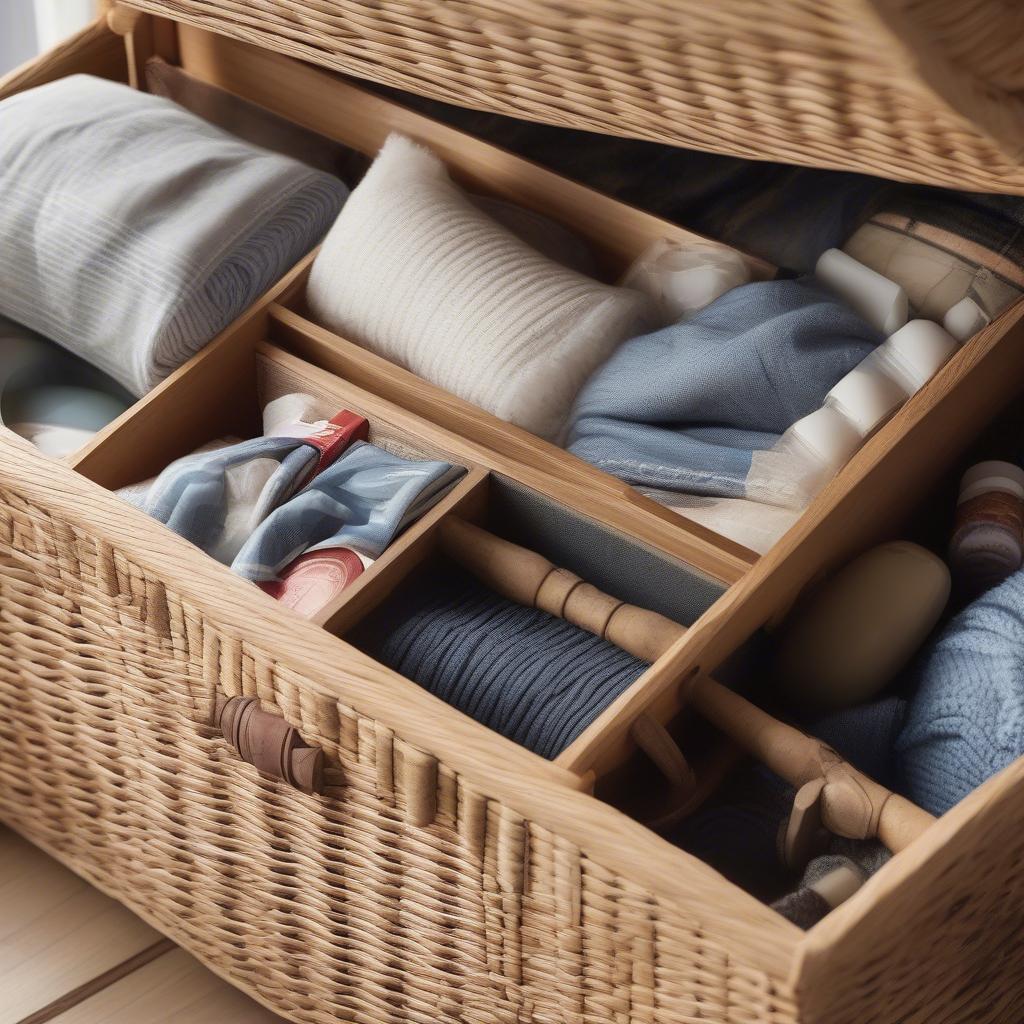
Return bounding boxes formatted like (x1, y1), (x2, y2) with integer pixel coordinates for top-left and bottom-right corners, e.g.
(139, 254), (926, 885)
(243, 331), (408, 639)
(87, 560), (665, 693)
(231, 442), (463, 581)
(621, 238), (752, 326)
(771, 843), (890, 929)
(567, 278), (883, 508)
(744, 319), (959, 511)
(141, 396), (368, 564)
(643, 491), (802, 555)
(470, 194), (599, 277)
(307, 133), (654, 441)
(351, 564), (648, 759)
(843, 194), (1024, 329)
(0, 314), (134, 457)
(815, 249), (908, 335)
(0, 75), (348, 396)
(896, 567), (1024, 816)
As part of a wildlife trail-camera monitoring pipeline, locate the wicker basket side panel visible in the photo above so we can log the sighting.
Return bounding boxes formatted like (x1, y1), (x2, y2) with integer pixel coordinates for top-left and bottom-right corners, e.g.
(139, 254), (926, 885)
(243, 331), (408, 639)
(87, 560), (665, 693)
(0, 485), (798, 1024)
(793, 757), (1024, 1024)
(125, 0), (1024, 193)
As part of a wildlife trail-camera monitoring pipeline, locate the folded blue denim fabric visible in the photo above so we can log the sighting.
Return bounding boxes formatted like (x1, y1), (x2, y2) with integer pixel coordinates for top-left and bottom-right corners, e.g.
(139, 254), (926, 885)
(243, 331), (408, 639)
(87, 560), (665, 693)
(567, 278), (883, 502)
(897, 567), (1024, 815)
(231, 442), (463, 581)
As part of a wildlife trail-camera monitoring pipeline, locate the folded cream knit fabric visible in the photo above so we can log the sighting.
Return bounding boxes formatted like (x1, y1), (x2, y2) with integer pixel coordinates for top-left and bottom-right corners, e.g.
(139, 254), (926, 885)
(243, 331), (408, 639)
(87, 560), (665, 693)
(307, 134), (653, 441)
(0, 75), (348, 396)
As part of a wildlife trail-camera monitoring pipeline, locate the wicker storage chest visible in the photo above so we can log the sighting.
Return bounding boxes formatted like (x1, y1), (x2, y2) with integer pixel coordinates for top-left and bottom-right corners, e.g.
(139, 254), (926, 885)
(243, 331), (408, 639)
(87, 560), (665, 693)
(2, 4), (1024, 1023)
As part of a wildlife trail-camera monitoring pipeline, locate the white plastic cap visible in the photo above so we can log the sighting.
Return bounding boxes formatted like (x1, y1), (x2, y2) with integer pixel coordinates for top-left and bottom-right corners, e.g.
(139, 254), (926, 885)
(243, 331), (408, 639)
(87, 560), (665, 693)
(879, 320), (959, 393)
(825, 360), (907, 437)
(959, 460), (1024, 504)
(943, 296), (991, 343)
(816, 248), (909, 335)
(789, 405), (863, 467)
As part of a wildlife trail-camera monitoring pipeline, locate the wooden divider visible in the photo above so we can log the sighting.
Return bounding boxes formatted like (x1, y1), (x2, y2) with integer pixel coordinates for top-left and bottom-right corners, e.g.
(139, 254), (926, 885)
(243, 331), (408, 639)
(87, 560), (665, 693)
(173, 23), (774, 280)
(69, 252), (319, 489)
(255, 344), (493, 633)
(267, 306), (758, 584)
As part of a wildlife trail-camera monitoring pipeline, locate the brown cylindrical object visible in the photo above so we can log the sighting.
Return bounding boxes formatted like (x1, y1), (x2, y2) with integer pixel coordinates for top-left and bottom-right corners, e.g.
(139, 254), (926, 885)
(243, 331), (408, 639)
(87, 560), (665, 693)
(402, 746), (439, 827)
(688, 675), (935, 852)
(216, 696), (325, 795)
(438, 517), (935, 854)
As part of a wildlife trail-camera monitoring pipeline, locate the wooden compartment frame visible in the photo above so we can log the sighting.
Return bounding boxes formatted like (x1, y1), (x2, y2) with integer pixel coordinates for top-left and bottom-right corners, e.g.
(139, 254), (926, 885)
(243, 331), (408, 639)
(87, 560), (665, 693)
(151, 20), (1024, 779)
(71, 301), (733, 787)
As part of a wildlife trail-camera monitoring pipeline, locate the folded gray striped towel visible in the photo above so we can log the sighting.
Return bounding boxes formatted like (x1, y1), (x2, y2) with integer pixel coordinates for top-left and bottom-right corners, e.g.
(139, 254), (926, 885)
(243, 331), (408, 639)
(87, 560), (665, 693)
(0, 74), (348, 396)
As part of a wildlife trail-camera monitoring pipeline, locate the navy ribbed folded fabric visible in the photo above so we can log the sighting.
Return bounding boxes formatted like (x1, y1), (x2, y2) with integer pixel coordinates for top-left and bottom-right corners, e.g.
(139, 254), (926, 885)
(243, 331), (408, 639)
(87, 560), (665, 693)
(353, 565), (648, 759)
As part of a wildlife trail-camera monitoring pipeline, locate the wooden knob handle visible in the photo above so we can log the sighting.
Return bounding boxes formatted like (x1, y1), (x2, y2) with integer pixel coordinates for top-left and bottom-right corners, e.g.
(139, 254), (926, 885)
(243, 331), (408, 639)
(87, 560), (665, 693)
(216, 697), (325, 795)
(107, 3), (142, 36)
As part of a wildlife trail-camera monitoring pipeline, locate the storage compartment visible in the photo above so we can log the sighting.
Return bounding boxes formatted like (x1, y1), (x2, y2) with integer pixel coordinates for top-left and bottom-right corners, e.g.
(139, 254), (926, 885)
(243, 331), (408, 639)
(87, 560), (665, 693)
(155, 23), (1024, 591)
(165, 23), (769, 577)
(70, 330), (730, 782)
(330, 474), (725, 761)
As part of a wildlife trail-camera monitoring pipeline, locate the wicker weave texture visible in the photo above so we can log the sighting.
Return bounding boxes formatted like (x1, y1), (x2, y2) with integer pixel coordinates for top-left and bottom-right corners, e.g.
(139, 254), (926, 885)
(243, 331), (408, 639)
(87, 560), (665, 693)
(793, 753), (1024, 1024)
(0, 480), (799, 1024)
(123, 0), (1024, 194)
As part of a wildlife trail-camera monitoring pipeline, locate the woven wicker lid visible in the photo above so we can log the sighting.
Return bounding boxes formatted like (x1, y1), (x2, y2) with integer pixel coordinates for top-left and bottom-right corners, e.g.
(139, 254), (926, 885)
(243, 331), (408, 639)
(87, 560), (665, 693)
(124, 0), (1024, 194)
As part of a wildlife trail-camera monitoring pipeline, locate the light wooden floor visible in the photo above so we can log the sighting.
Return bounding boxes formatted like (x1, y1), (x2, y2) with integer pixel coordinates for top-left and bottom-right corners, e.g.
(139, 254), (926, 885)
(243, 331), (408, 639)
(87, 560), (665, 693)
(0, 827), (282, 1024)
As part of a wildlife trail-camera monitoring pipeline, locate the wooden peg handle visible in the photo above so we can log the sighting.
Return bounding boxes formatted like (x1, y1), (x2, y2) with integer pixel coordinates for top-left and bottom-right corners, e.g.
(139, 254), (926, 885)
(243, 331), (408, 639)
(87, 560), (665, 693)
(215, 697), (325, 795)
(630, 712), (697, 796)
(439, 516), (686, 662)
(437, 517), (936, 853)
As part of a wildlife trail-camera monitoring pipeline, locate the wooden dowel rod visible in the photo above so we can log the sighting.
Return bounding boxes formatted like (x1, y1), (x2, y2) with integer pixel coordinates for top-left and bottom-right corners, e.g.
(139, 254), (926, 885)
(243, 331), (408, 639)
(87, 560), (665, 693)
(437, 517), (936, 853)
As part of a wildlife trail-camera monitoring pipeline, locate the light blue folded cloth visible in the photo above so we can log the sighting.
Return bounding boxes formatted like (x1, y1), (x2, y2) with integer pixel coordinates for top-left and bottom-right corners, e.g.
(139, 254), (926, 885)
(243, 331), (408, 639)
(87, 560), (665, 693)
(145, 436), (321, 565)
(567, 278), (883, 501)
(897, 568), (1024, 815)
(0, 74), (347, 396)
(231, 442), (463, 581)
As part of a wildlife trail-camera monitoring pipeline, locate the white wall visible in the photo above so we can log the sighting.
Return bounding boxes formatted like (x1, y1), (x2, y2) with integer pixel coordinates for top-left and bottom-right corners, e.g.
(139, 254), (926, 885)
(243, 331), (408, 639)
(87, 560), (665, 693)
(0, 0), (39, 74)
(0, 0), (95, 76)
(33, 0), (95, 51)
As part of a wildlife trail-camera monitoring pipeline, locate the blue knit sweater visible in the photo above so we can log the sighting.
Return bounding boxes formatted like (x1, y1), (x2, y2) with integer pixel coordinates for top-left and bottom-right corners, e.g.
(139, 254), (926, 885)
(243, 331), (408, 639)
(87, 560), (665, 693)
(897, 568), (1024, 815)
